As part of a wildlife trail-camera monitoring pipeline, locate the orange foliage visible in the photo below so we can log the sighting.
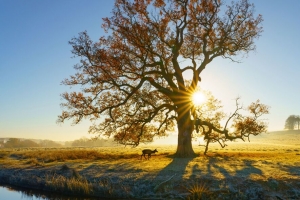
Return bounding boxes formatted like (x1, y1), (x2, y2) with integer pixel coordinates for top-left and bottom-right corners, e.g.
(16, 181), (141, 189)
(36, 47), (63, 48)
(58, 0), (265, 152)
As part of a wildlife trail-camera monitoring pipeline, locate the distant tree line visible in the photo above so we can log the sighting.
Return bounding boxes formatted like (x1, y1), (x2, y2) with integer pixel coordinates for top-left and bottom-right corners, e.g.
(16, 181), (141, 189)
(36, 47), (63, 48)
(0, 138), (62, 148)
(71, 137), (116, 147)
(39, 140), (63, 147)
(0, 137), (116, 148)
(285, 115), (300, 130)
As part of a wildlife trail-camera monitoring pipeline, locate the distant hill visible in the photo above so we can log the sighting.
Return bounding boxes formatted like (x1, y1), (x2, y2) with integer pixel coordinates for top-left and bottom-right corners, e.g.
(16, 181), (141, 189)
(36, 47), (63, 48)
(264, 130), (300, 139)
(267, 130), (300, 135)
(150, 130), (300, 147)
(0, 138), (65, 148)
(0, 137), (117, 148)
(245, 130), (300, 145)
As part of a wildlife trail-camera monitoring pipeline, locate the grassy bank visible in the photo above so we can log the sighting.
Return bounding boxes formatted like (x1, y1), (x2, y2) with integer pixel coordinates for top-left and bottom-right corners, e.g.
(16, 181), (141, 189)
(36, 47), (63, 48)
(0, 138), (300, 199)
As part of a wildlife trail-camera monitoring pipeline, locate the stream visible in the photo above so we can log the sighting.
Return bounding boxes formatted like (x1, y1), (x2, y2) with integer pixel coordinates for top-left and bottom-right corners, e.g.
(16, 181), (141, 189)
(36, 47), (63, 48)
(0, 185), (105, 200)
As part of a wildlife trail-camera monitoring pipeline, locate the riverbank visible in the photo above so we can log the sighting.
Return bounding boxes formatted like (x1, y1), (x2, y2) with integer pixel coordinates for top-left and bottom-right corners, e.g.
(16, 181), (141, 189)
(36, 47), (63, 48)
(0, 184), (102, 200)
(0, 142), (300, 199)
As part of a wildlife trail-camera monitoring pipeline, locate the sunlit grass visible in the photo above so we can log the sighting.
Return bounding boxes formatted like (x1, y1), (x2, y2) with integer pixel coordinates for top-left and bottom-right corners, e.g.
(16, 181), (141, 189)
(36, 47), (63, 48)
(5, 148), (138, 163)
(0, 139), (299, 199)
(0, 131), (300, 200)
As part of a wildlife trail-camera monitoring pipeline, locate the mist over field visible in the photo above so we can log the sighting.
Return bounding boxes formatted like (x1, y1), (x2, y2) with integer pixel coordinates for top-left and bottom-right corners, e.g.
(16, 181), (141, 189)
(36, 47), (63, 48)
(1, 130), (299, 150)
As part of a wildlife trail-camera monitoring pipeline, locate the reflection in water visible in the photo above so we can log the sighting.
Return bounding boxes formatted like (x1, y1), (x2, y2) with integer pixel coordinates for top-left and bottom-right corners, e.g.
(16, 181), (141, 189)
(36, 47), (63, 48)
(0, 185), (102, 200)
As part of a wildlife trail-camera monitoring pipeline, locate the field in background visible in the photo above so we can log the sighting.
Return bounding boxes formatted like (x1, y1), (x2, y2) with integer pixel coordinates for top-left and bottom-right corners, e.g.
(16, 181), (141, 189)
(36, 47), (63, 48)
(0, 130), (299, 199)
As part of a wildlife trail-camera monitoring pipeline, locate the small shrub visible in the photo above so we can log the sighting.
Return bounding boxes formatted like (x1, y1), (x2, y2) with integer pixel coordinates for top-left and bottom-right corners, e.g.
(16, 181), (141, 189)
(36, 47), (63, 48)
(0, 151), (10, 159)
(25, 158), (41, 166)
(61, 164), (70, 170)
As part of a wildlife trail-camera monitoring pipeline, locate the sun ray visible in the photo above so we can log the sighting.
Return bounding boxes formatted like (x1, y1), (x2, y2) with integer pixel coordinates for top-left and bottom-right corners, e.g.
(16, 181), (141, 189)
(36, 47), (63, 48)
(192, 91), (206, 106)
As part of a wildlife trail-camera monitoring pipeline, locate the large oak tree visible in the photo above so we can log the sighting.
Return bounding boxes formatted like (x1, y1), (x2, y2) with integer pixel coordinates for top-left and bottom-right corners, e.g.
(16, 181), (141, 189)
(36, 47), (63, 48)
(58, 0), (267, 157)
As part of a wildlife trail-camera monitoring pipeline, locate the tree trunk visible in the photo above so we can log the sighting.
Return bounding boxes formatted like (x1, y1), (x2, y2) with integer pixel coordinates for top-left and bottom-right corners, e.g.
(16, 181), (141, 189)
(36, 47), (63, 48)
(204, 139), (210, 155)
(175, 117), (195, 157)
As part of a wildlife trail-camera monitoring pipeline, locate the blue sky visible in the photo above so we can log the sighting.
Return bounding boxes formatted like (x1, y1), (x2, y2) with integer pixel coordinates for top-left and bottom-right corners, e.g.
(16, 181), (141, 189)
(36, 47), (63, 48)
(0, 0), (300, 141)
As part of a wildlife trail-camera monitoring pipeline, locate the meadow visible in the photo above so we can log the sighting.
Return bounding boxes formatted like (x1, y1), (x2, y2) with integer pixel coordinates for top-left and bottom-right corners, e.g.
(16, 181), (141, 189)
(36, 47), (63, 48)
(0, 130), (299, 199)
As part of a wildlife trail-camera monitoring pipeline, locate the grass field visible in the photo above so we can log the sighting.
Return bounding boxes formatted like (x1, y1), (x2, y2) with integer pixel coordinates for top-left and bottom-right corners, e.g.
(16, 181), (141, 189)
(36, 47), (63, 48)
(0, 130), (299, 199)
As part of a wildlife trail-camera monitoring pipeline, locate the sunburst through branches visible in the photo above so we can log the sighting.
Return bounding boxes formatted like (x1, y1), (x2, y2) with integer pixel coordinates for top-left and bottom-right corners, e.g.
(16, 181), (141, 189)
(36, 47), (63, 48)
(191, 91), (206, 107)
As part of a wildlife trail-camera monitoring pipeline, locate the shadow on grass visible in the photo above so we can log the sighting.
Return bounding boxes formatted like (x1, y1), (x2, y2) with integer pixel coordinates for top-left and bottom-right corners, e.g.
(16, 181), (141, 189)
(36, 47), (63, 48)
(151, 154), (196, 194)
(200, 153), (262, 178)
(157, 155), (196, 177)
(149, 152), (264, 198)
(184, 154), (267, 199)
(283, 164), (300, 177)
(80, 163), (143, 181)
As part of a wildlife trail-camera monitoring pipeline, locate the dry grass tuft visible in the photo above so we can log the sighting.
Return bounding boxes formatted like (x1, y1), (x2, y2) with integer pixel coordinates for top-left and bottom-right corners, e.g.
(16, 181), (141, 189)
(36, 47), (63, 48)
(46, 174), (92, 195)
(186, 181), (211, 200)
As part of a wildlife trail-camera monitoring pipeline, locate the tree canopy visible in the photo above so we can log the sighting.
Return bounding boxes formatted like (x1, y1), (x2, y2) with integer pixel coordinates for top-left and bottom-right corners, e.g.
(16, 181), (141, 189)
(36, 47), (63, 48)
(285, 115), (300, 130)
(58, 0), (267, 157)
(193, 91), (269, 154)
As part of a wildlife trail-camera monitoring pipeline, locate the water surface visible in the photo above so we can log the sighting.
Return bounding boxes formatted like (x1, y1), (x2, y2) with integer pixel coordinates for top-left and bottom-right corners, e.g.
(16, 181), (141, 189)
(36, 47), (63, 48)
(0, 185), (101, 200)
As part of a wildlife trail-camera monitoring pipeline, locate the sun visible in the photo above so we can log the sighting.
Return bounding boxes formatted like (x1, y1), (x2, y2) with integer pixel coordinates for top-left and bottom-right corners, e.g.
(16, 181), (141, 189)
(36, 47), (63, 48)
(192, 91), (206, 106)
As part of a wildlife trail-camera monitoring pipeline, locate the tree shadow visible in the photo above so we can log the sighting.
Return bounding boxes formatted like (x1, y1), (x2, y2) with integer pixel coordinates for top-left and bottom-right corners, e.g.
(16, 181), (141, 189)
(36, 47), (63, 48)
(204, 154), (262, 178)
(280, 164), (300, 177)
(236, 159), (263, 177)
(149, 153), (265, 198)
(179, 154), (268, 199)
(152, 155), (196, 193)
(80, 163), (143, 180)
(157, 155), (196, 178)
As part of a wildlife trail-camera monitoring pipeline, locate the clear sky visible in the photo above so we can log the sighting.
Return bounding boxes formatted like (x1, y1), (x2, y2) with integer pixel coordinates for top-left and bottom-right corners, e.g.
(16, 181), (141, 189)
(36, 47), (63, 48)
(1, 0), (300, 142)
